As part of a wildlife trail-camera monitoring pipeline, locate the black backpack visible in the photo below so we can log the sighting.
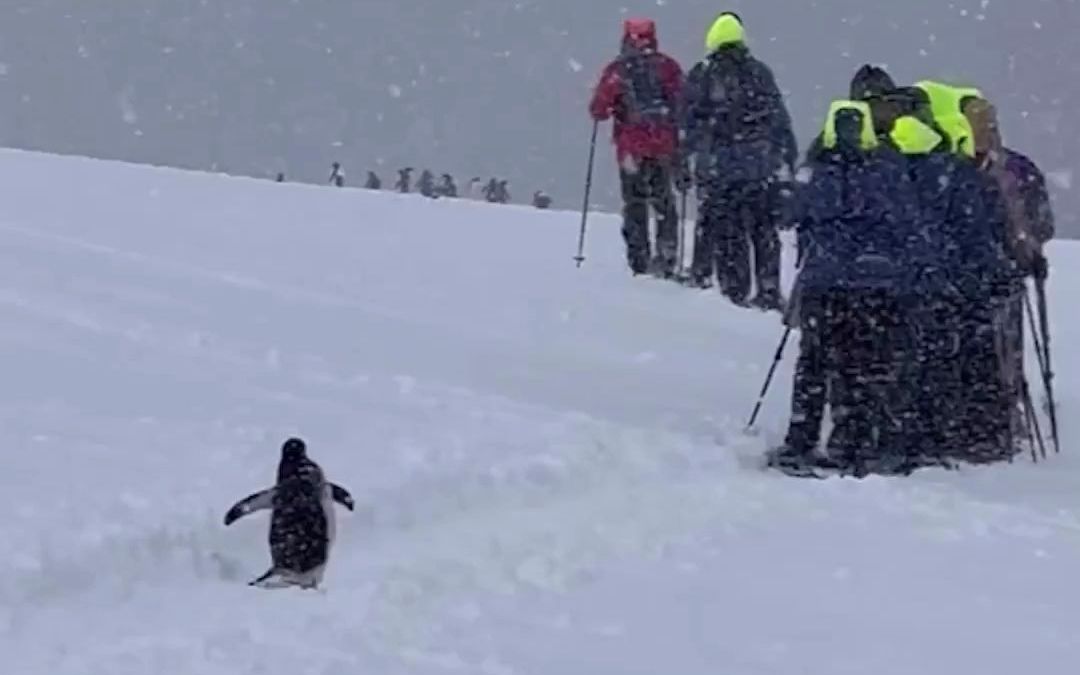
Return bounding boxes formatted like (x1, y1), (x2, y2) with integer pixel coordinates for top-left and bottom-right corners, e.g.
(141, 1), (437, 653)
(703, 51), (772, 143)
(617, 50), (675, 125)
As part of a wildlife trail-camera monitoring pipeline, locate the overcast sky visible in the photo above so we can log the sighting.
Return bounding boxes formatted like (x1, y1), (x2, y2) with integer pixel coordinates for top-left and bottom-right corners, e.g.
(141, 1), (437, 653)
(1, 1), (1075, 232)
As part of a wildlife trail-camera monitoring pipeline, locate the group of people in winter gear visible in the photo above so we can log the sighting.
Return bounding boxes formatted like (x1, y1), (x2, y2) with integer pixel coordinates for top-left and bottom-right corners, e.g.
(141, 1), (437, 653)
(781, 75), (1054, 477)
(590, 15), (1056, 477)
(589, 13), (793, 311)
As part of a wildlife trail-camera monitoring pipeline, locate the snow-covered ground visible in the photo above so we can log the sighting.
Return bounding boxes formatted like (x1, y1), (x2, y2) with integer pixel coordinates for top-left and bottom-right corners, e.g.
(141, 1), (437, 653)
(1, 149), (1078, 674)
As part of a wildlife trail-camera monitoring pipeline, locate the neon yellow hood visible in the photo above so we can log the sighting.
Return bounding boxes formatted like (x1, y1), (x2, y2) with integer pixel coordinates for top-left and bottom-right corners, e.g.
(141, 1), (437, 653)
(915, 80), (982, 157)
(705, 13), (745, 53)
(821, 100), (878, 151)
(890, 116), (945, 155)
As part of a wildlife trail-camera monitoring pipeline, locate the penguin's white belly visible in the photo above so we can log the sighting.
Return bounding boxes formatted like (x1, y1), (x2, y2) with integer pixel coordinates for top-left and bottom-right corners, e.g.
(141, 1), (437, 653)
(320, 482), (337, 552)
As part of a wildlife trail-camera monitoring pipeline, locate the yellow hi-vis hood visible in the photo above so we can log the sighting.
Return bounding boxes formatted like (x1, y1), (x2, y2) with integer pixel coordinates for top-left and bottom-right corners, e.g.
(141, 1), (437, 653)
(821, 100), (878, 151)
(705, 13), (745, 53)
(915, 80), (982, 157)
(890, 116), (945, 155)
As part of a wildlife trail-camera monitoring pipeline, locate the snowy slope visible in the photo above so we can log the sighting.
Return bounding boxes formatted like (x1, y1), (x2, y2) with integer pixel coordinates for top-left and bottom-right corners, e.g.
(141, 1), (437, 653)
(1, 149), (1078, 675)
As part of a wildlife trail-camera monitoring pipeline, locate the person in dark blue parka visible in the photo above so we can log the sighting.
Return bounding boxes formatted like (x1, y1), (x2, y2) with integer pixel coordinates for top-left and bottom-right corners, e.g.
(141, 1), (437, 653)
(886, 114), (1012, 465)
(772, 100), (924, 476)
(682, 13), (798, 308)
(776, 67), (913, 470)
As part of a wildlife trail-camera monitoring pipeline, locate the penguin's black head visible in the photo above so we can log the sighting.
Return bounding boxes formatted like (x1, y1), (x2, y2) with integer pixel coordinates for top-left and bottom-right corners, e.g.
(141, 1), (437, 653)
(282, 437), (306, 459)
(278, 437), (311, 483)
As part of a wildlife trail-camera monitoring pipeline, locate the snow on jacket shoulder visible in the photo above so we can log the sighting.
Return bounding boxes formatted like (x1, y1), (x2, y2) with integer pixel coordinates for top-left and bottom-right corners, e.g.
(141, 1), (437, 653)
(589, 51), (683, 164)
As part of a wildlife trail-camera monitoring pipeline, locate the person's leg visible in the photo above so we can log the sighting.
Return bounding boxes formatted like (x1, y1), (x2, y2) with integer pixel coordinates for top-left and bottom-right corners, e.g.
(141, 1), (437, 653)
(619, 165), (650, 275)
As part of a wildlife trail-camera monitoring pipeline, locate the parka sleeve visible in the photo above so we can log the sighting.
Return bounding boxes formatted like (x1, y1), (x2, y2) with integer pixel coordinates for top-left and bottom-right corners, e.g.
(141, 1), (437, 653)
(1023, 163), (1056, 245)
(680, 63), (710, 154)
(589, 62), (621, 121)
(757, 62), (799, 170)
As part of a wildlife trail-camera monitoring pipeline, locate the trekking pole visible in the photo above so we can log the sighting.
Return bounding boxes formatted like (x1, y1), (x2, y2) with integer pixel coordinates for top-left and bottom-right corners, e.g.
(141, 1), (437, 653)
(1023, 293), (1056, 459)
(1021, 377), (1048, 462)
(574, 121), (600, 267)
(1033, 275), (1059, 453)
(746, 326), (793, 430)
(1024, 288), (1058, 454)
(1023, 293), (1048, 388)
(676, 188), (688, 278)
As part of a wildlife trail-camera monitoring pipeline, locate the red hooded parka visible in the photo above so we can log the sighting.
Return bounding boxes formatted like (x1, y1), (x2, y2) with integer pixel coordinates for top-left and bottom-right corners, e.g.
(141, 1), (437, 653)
(589, 19), (684, 166)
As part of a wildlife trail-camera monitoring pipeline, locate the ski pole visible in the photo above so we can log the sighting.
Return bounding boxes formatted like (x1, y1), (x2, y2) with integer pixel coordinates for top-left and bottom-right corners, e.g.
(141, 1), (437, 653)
(1024, 293), (1048, 389)
(574, 121), (600, 267)
(1023, 294), (1056, 459)
(1033, 275), (1059, 453)
(1025, 286), (1058, 454)
(676, 189), (688, 277)
(1021, 377), (1048, 462)
(746, 326), (793, 430)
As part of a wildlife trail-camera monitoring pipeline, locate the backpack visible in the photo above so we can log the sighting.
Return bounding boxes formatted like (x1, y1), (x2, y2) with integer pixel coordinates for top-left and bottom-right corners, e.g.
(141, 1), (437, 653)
(617, 51), (675, 126)
(703, 51), (773, 144)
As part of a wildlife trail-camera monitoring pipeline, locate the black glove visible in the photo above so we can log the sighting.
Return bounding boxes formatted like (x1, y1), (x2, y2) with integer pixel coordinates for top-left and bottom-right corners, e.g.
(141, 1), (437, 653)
(674, 158), (693, 193)
(771, 180), (797, 231)
(989, 271), (1021, 303)
(1032, 252), (1049, 281)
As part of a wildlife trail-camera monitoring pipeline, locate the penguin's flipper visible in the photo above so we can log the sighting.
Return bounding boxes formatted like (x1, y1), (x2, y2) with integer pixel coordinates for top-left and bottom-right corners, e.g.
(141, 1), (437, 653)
(224, 487), (275, 525)
(248, 568), (276, 586)
(249, 568), (319, 590)
(330, 483), (355, 511)
(249, 568), (293, 589)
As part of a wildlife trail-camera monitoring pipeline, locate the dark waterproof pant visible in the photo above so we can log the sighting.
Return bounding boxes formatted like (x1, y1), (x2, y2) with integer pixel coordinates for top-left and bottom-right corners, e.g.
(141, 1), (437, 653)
(619, 159), (678, 275)
(910, 293), (964, 461)
(913, 292), (1012, 463)
(961, 302), (1013, 461)
(815, 288), (918, 471)
(692, 179), (781, 303)
(784, 296), (827, 454)
(996, 290), (1026, 436)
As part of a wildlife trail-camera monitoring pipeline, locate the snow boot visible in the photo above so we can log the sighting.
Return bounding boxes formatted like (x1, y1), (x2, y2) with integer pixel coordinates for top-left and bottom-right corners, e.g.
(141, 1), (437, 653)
(765, 445), (840, 479)
(752, 288), (786, 313)
(647, 254), (676, 279)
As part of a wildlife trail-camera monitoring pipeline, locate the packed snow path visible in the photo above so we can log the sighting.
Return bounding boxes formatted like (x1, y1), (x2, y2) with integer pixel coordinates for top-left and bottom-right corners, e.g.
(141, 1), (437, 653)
(1, 149), (1078, 674)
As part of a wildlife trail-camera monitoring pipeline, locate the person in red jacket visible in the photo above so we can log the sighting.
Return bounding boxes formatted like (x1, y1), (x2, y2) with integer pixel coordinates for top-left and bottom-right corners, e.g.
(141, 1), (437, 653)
(590, 18), (686, 277)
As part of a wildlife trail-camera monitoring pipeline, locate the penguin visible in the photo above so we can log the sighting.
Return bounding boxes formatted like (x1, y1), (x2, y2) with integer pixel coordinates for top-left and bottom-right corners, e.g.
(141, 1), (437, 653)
(329, 162), (345, 187)
(224, 437), (354, 589)
(437, 173), (458, 198)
